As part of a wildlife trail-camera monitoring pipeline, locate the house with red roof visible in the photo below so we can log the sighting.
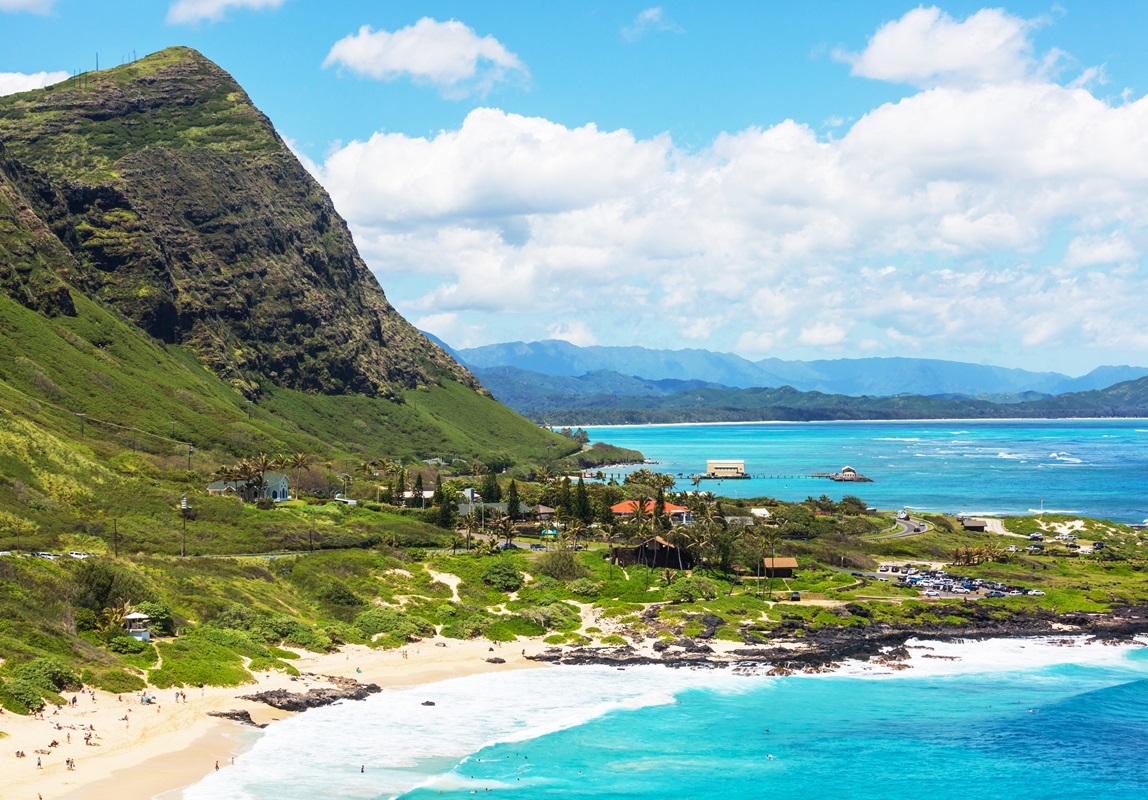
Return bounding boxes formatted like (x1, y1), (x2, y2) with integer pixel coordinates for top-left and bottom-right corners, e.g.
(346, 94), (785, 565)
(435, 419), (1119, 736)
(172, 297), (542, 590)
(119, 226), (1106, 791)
(610, 500), (692, 525)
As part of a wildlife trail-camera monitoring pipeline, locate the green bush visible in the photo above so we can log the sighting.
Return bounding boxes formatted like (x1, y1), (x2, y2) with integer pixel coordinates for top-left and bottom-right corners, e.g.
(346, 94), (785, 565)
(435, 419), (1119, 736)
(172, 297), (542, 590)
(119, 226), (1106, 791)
(81, 668), (146, 694)
(0, 678), (45, 713)
(536, 551), (590, 581)
(13, 657), (82, 692)
(74, 608), (98, 632)
(354, 607), (436, 640)
(600, 634), (627, 645)
(149, 638), (253, 689)
(106, 636), (148, 654)
(481, 560), (524, 592)
(569, 578), (602, 597)
(486, 616), (546, 641)
(665, 576), (719, 604)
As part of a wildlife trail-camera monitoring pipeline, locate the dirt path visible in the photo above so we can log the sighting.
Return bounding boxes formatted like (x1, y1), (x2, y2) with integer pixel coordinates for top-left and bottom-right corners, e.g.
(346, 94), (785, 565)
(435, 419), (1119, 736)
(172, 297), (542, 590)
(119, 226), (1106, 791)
(427, 569), (461, 602)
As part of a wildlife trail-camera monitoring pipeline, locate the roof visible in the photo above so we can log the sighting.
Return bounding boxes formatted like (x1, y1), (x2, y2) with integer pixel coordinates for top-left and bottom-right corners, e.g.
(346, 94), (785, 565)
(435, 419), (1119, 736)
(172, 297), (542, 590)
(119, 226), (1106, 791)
(637, 536), (675, 547)
(762, 557), (799, 569)
(611, 500), (690, 515)
(124, 612), (150, 620)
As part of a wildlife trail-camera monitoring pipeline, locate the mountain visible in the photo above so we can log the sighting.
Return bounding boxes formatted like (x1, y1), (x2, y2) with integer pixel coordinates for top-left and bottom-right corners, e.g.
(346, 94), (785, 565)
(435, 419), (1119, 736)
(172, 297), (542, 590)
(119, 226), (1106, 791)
(470, 366), (731, 415)
(529, 376), (1148, 425)
(0, 47), (473, 401)
(459, 340), (785, 387)
(0, 47), (573, 488)
(458, 340), (1148, 398)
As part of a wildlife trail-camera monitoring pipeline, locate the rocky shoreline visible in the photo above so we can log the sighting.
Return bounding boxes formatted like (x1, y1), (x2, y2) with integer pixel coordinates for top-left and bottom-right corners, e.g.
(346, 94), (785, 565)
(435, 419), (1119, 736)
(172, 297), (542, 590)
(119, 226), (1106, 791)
(527, 605), (1148, 673)
(239, 674), (383, 713)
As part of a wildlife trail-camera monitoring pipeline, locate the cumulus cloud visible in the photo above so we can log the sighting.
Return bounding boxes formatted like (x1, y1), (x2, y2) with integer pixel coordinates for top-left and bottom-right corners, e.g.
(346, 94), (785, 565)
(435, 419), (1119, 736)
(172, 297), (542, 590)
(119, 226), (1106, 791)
(323, 18), (527, 97)
(308, 12), (1148, 367)
(166, 0), (282, 24)
(622, 7), (683, 41)
(0, 70), (68, 96)
(837, 6), (1043, 87)
(0, 0), (53, 12)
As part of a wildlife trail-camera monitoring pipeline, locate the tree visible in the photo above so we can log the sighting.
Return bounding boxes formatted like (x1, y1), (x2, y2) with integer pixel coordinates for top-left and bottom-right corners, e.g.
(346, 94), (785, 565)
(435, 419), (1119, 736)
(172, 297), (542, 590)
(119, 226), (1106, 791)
(412, 473), (425, 507)
(432, 473), (444, 506)
(574, 477), (593, 524)
(461, 512), (479, 551)
(480, 471), (502, 503)
(506, 479), (521, 520)
(289, 453), (311, 499)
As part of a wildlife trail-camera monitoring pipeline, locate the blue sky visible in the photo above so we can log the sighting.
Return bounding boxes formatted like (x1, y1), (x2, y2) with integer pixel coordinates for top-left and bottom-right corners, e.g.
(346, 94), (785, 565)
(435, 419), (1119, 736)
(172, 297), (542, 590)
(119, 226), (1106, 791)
(2, 1), (1147, 374)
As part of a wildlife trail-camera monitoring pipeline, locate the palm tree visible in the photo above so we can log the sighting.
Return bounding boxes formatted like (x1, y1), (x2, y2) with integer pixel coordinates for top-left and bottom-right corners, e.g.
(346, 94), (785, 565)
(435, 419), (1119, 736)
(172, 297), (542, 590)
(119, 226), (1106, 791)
(460, 512), (479, 552)
(762, 527), (782, 599)
(289, 453), (311, 499)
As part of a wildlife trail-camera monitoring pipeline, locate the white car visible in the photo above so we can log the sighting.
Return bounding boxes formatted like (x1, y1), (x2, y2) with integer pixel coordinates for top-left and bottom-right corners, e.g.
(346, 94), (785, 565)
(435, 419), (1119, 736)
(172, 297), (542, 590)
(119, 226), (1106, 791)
(1027, 590), (1045, 596)
(951, 586), (971, 594)
(68, 551), (90, 560)
(35, 552), (58, 560)
(922, 589), (940, 597)
(0, 551), (12, 557)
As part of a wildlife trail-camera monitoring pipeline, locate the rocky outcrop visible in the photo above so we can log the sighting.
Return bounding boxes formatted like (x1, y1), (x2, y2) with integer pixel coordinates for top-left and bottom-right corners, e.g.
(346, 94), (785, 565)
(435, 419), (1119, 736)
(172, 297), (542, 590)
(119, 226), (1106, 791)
(240, 681), (382, 712)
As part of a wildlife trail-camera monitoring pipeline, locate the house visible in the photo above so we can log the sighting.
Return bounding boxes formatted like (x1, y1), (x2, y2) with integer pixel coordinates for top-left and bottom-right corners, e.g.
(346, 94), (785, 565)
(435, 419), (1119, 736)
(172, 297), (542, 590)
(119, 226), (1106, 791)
(124, 611), (151, 642)
(962, 518), (987, 532)
(704, 459), (747, 478)
(613, 536), (695, 569)
(206, 472), (290, 501)
(532, 504), (555, 521)
(611, 500), (693, 525)
(762, 557), (799, 578)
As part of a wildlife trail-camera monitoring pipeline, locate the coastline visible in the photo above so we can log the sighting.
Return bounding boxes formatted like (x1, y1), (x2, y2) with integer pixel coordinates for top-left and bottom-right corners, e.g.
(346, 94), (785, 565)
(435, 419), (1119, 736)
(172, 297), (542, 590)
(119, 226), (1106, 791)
(7, 604), (1147, 799)
(4, 638), (549, 800)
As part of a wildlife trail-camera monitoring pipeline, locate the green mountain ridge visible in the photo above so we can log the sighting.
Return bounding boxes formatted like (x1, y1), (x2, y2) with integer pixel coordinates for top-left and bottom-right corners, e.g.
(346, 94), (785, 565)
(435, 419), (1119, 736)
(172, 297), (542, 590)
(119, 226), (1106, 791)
(0, 47), (580, 545)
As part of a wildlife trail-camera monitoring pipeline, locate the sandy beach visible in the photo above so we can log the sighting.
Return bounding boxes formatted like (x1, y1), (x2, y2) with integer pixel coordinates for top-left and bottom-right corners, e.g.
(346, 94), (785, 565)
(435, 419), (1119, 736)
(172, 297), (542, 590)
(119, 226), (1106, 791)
(2, 637), (551, 800)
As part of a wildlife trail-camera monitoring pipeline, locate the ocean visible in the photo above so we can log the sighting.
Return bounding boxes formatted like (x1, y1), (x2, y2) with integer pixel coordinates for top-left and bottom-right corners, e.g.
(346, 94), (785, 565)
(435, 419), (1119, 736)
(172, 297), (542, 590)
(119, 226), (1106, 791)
(581, 419), (1148, 522)
(181, 639), (1148, 800)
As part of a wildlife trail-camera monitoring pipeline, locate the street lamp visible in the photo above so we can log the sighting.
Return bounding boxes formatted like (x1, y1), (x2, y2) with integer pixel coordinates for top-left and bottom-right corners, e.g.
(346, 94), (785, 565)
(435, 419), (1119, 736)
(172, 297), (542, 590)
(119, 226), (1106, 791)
(180, 493), (190, 557)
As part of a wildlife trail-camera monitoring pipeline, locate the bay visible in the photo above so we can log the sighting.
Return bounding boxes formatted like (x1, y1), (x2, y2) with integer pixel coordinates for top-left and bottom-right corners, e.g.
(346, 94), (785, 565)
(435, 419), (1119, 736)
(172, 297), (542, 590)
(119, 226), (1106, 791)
(582, 419), (1148, 522)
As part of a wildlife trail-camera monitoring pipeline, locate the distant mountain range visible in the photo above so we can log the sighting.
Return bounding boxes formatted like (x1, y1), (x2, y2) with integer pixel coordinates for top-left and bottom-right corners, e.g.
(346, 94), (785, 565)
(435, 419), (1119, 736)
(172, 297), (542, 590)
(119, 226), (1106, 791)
(458, 340), (1148, 397)
(445, 339), (1148, 424)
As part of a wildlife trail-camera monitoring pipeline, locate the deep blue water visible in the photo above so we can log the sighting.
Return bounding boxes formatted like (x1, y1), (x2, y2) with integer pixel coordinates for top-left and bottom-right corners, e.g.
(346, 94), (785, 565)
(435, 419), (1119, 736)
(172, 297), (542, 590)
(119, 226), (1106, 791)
(581, 419), (1148, 521)
(185, 644), (1148, 800)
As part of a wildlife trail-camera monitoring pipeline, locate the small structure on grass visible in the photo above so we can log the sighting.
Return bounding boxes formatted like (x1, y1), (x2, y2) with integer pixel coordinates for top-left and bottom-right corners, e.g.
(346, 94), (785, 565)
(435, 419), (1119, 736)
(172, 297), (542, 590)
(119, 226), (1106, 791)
(613, 536), (695, 570)
(124, 611), (152, 642)
(762, 557), (799, 579)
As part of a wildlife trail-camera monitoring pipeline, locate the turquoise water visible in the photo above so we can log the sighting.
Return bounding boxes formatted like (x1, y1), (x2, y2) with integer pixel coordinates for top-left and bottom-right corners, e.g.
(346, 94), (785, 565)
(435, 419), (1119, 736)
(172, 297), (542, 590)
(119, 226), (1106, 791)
(582, 419), (1148, 521)
(184, 641), (1148, 800)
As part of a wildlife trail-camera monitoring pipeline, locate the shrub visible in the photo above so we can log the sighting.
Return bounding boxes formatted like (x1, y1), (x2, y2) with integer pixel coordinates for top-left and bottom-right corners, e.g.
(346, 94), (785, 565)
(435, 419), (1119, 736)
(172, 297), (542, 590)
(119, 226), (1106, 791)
(536, 551), (590, 581)
(0, 678), (45, 713)
(569, 578), (602, 597)
(73, 560), (151, 612)
(486, 616), (546, 641)
(106, 636), (148, 655)
(13, 658), (82, 692)
(354, 607), (436, 640)
(255, 498), (274, 510)
(600, 634), (627, 645)
(81, 668), (146, 694)
(73, 608), (98, 632)
(481, 560), (524, 592)
(665, 576), (719, 604)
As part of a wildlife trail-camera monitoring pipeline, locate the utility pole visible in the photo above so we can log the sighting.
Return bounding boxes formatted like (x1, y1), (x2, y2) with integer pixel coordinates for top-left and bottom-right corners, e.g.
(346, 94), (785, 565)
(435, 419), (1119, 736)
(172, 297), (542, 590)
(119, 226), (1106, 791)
(77, 413), (86, 436)
(180, 494), (189, 557)
(309, 509), (315, 552)
(187, 444), (194, 471)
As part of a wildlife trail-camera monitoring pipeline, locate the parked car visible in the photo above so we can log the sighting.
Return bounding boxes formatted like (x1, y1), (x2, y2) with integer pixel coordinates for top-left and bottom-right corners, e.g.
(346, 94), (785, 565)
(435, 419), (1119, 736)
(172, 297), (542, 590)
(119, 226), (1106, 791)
(790, 592), (801, 601)
(1093, 541), (1106, 550)
(850, 572), (863, 577)
(0, 551), (12, 557)
(35, 552), (58, 560)
(952, 586), (970, 594)
(529, 543), (545, 551)
(498, 542), (520, 550)
(922, 589), (940, 597)
(987, 590), (1006, 598)
(1027, 590), (1046, 596)
(878, 565), (890, 572)
(67, 551), (90, 560)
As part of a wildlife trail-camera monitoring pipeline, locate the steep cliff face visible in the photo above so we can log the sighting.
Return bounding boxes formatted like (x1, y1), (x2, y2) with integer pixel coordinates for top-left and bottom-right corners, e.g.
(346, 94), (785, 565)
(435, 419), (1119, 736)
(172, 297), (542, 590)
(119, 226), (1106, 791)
(0, 47), (477, 399)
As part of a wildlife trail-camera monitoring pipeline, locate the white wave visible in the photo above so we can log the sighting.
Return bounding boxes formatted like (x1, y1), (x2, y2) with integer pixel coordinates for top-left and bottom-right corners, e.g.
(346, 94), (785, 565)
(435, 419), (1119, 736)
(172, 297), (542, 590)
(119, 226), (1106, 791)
(1048, 452), (1084, 463)
(874, 437), (922, 442)
(1027, 508), (1080, 515)
(180, 666), (740, 800)
(996, 451), (1023, 460)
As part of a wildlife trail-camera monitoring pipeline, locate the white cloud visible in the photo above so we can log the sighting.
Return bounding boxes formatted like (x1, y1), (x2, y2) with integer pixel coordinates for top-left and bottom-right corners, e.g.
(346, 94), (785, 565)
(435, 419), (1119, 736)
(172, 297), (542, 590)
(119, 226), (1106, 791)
(837, 7), (1042, 87)
(323, 18), (526, 97)
(306, 14), (1148, 367)
(166, 0), (282, 24)
(547, 320), (598, 347)
(0, 70), (68, 96)
(0, 0), (53, 12)
(622, 7), (683, 41)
